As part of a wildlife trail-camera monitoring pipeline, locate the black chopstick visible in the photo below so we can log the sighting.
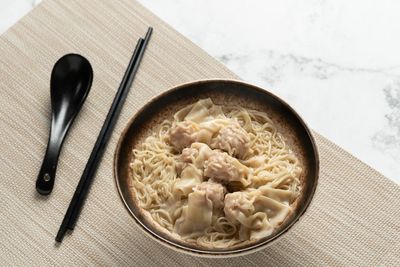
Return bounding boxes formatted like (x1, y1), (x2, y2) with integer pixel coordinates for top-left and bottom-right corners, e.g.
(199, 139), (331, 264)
(56, 27), (153, 243)
(66, 37), (144, 231)
(67, 28), (153, 230)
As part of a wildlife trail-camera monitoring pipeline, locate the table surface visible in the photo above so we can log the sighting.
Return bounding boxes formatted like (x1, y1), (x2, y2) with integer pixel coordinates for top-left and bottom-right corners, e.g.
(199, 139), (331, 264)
(1, 0), (399, 184)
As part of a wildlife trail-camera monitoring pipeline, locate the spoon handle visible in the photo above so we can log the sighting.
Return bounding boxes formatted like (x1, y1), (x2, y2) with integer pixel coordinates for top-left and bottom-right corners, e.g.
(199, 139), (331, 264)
(36, 126), (64, 195)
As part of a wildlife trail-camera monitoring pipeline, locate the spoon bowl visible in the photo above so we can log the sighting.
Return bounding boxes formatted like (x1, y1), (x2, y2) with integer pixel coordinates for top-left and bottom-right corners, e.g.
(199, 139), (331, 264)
(36, 54), (93, 195)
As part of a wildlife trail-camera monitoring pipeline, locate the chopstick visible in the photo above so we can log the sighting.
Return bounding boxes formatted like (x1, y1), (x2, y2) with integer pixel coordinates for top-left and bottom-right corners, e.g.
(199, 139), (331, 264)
(67, 28), (153, 230)
(56, 27), (153, 243)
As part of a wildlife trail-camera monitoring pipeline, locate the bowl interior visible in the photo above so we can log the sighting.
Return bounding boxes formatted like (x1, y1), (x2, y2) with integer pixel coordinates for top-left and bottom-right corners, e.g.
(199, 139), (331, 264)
(114, 80), (319, 256)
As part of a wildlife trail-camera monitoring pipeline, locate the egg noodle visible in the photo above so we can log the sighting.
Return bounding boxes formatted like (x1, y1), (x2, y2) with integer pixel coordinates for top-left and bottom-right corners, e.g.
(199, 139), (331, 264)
(130, 99), (301, 248)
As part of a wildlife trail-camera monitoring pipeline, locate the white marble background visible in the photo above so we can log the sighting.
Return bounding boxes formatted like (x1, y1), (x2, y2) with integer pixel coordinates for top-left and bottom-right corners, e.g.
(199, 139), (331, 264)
(1, 0), (399, 184)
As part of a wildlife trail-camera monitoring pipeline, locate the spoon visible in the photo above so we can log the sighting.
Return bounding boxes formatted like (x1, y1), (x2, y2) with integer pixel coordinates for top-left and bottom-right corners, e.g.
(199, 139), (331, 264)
(36, 54), (93, 195)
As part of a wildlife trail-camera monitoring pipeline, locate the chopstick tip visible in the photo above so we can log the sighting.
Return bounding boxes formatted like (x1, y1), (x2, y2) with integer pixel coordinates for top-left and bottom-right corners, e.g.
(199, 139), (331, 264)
(146, 27), (153, 38)
(55, 227), (67, 243)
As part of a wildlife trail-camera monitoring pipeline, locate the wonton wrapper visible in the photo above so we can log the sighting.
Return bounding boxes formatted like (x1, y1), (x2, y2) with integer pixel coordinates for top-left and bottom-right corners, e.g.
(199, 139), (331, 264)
(172, 98), (234, 145)
(173, 164), (203, 197)
(174, 98), (225, 123)
(174, 190), (213, 236)
(224, 186), (293, 240)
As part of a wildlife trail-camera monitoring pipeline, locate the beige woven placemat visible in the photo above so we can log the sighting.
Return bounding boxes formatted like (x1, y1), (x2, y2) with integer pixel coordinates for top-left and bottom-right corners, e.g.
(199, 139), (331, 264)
(1, 0), (399, 266)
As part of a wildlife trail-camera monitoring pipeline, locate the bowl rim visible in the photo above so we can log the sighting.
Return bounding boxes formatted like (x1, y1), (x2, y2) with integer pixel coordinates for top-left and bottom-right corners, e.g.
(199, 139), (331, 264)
(113, 78), (319, 257)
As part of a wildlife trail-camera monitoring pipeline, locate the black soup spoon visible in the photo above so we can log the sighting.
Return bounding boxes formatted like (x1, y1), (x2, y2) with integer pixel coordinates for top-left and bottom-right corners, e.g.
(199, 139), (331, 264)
(36, 54), (93, 195)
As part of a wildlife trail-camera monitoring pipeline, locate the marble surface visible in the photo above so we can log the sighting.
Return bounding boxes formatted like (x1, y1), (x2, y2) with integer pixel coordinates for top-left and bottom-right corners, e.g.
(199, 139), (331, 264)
(1, 0), (399, 184)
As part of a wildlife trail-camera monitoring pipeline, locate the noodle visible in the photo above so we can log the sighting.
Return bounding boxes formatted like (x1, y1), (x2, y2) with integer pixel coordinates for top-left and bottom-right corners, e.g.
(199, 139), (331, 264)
(130, 99), (302, 248)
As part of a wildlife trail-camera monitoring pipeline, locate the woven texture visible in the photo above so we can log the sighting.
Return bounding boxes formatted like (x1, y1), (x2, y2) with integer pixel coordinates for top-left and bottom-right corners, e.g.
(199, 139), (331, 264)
(1, 0), (399, 266)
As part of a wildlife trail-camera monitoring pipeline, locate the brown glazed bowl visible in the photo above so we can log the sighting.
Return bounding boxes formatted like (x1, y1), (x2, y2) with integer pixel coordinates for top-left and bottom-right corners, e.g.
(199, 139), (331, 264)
(114, 79), (319, 257)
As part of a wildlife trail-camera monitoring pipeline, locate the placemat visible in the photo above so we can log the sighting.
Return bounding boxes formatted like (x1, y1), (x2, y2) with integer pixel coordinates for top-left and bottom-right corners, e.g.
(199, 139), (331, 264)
(1, 0), (399, 266)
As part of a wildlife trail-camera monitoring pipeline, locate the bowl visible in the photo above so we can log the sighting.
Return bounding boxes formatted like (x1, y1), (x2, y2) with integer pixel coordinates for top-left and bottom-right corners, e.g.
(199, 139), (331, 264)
(114, 79), (319, 257)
